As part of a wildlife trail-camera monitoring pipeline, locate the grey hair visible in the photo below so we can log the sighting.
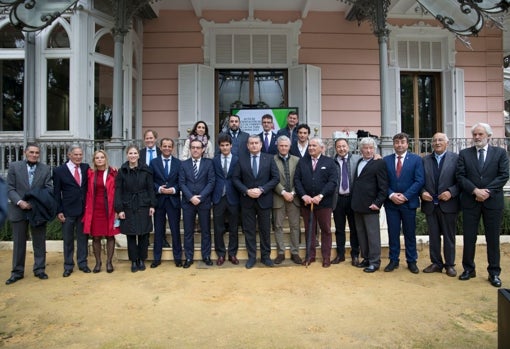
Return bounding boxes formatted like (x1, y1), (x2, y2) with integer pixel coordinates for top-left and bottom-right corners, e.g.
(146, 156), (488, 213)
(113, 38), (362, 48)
(277, 135), (291, 145)
(471, 122), (493, 137)
(67, 144), (82, 154)
(248, 134), (261, 142)
(359, 137), (376, 148)
(432, 133), (449, 142)
(309, 136), (324, 147)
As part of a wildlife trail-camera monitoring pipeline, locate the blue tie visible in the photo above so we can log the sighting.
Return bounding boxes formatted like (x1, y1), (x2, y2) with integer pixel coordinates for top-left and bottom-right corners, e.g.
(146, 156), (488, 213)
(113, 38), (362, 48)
(252, 155), (258, 177)
(341, 157), (348, 191)
(164, 158), (170, 179)
(148, 149), (154, 163)
(193, 160), (199, 178)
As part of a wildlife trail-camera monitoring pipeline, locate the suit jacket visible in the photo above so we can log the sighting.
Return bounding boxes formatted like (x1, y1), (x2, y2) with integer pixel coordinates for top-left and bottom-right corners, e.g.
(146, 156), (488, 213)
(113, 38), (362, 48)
(53, 162), (89, 217)
(351, 158), (388, 214)
(421, 151), (460, 215)
(273, 154), (300, 208)
(150, 155), (181, 209)
(259, 131), (278, 154)
(456, 145), (509, 210)
(334, 152), (360, 190)
(7, 160), (53, 222)
(383, 152), (425, 210)
(179, 157), (215, 209)
(0, 176), (7, 226)
(232, 152), (279, 209)
(277, 126), (298, 143)
(290, 142), (309, 158)
(212, 153), (240, 206)
(294, 155), (339, 209)
(140, 147), (162, 166)
(216, 130), (250, 157)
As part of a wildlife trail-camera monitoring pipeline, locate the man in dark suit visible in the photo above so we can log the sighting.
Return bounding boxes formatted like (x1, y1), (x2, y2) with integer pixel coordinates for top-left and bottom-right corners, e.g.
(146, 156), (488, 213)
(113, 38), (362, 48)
(421, 133), (460, 277)
(179, 139), (215, 268)
(217, 114), (249, 157)
(212, 134), (240, 266)
(276, 111), (299, 144)
(383, 133), (425, 274)
(53, 145), (91, 277)
(290, 123), (310, 158)
(150, 138), (182, 268)
(5, 143), (53, 285)
(332, 138), (361, 266)
(351, 137), (388, 273)
(232, 134), (279, 269)
(456, 123), (509, 287)
(294, 137), (339, 267)
(258, 114), (278, 154)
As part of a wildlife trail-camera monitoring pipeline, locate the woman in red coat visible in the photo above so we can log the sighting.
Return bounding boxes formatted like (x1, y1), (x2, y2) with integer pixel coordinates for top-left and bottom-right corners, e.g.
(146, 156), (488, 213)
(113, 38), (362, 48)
(83, 150), (119, 273)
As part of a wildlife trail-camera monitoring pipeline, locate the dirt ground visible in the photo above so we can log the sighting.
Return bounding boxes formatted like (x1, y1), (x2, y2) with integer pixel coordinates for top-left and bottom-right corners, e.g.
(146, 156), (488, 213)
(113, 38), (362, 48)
(0, 244), (509, 349)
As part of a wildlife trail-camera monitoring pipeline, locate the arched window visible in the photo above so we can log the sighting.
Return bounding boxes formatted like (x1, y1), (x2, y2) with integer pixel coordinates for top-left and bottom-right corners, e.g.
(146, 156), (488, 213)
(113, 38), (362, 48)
(94, 30), (114, 140)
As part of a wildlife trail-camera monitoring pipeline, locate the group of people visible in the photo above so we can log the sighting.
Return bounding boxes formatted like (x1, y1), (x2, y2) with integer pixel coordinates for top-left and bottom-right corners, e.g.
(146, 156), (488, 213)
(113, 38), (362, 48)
(3, 112), (509, 288)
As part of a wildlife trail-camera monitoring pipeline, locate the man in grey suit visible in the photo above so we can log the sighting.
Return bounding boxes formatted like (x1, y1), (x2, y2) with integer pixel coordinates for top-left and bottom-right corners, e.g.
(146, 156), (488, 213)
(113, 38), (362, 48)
(6, 143), (53, 285)
(272, 135), (302, 265)
(456, 122), (509, 287)
(421, 133), (460, 277)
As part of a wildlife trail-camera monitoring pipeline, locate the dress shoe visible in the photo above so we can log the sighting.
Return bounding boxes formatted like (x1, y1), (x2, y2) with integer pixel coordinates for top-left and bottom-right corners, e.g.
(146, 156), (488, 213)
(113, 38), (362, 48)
(274, 254), (285, 264)
(150, 260), (161, 268)
(138, 260), (146, 271)
(459, 270), (476, 281)
(291, 254), (302, 265)
(79, 266), (92, 273)
(216, 256), (225, 266)
(423, 264), (442, 273)
(302, 257), (316, 266)
(203, 257), (213, 266)
(163, 239), (171, 248)
(245, 258), (256, 269)
(364, 265), (379, 273)
(183, 259), (194, 268)
(351, 256), (359, 267)
(384, 260), (399, 272)
(356, 259), (370, 268)
(93, 263), (102, 273)
(106, 262), (114, 273)
(331, 255), (345, 264)
(36, 272), (48, 280)
(322, 261), (331, 268)
(445, 266), (457, 277)
(63, 270), (73, 277)
(408, 262), (419, 274)
(489, 275), (502, 288)
(175, 260), (183, 267)
(228, 255), (239, 265)
(5, 275), (23, 285)
(131, 261), (138, 273)
(262, 259), (274, 267)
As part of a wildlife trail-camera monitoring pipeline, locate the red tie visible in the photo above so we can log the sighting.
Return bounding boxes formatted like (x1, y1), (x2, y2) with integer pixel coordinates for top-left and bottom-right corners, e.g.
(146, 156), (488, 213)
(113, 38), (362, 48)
(74, 165), (80, 185)
(396, 156), (402, 178)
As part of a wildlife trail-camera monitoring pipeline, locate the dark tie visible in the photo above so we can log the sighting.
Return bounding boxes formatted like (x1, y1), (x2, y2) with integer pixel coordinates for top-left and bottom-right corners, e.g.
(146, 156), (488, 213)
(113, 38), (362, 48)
(223, 156), (228, 177)
(341, 157), (349, 191)
(396, 155), (402, 178)
(193, 160), (198, 178)
(252, 155), (258, 177)
(164, 158), (170, 179)
(264, 133), (269, 152)
(478, 148), (485, 170)
(282, 157), (291, 192)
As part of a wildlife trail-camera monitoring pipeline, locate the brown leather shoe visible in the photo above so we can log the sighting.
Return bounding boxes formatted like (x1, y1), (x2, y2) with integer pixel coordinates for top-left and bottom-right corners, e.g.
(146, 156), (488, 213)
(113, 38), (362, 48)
(274, 254), (285, 264)
(445, 266), (457, 277)
(331, 255), (345, 264)
(228, 255), (239, 265)
(423, 264), (442, 273)
(216, 256), (225, 266)
(291, 254), (302, 265)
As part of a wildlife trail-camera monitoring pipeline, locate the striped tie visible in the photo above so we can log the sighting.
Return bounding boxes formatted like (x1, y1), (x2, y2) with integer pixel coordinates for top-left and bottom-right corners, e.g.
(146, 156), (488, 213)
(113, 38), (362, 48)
(193, 160), (198, 178)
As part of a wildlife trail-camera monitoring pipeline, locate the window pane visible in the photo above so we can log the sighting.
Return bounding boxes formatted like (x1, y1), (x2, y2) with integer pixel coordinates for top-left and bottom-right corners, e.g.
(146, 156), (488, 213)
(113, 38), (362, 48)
(1, 60), (24, 131)
(0, 24), (25, 49)
(47, 24), (70, 48)
(253, 71), (285, 108)
(47, 58), (70, 131)
(400, 74), (414, 135)
(96, 33), (114, 56)
(94, 63), (113, 140)
(418, 75), (437, 138)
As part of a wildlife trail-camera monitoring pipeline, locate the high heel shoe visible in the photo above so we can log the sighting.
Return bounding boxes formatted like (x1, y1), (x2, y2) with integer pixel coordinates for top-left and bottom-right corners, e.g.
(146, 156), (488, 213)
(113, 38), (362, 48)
(106, 261), (114, 273)
(93, 262), (102, 273)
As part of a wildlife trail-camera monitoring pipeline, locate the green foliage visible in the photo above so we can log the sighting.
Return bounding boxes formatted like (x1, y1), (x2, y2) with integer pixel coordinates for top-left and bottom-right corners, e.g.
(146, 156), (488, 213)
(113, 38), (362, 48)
(0, 218), (62, 241)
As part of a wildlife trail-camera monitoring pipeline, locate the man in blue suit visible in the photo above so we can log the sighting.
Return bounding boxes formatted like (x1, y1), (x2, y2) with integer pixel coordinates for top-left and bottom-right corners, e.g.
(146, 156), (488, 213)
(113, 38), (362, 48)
(150, 138), (182, 268)
(258, 114), (278, 155)
(217, 114), (249, 157)
(456, 123), (509, 287)
(179, 139), (216, 268)
(53, 145), (91, 277)
(383, 133), (424, 274)
(212, 134), (240, 266)
(232, 134), (279, 269)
